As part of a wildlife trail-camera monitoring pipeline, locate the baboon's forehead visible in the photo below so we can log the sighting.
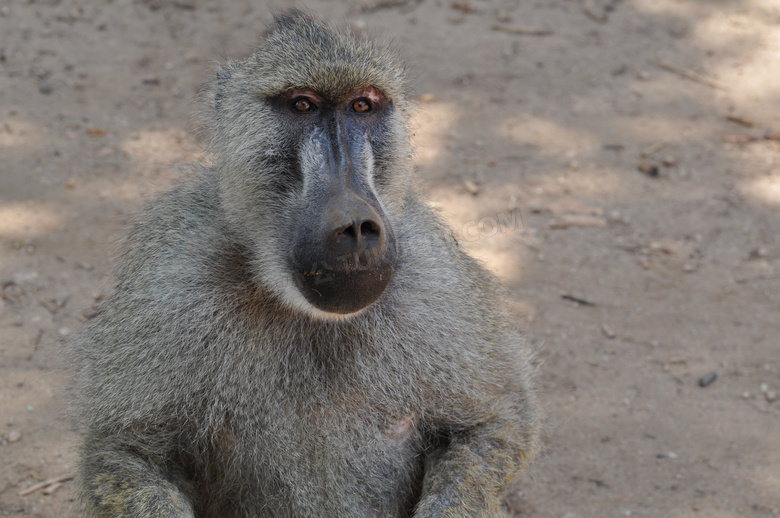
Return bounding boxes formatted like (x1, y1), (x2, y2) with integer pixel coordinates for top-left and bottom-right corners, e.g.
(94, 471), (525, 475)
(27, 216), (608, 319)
(244, 19), (406, 102)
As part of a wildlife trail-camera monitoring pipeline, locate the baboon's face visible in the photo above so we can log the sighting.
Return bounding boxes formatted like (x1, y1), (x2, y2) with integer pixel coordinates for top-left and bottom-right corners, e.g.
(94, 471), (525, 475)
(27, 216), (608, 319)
(276, 86), (398, 316)
(210, 16), (410, 318)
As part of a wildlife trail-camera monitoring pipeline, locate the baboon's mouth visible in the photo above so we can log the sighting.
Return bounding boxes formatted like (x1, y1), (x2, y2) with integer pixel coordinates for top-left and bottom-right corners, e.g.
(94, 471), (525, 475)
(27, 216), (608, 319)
(292, 261), (394, 315)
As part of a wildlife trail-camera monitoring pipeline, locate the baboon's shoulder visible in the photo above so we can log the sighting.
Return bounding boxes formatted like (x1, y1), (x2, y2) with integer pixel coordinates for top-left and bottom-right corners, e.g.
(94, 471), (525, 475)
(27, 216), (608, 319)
(117, 171), (232, 275)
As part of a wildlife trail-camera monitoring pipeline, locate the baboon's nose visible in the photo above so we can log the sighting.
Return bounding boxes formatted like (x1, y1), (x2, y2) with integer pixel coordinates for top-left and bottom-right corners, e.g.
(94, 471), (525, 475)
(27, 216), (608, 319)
(289, 188), (397, 315)
(334, 218), (381, 248)
(327, 207), (385, 264)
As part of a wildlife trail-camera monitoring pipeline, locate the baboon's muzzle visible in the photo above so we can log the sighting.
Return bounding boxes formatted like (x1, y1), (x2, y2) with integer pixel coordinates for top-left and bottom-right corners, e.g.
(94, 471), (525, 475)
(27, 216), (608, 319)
(288, 119), (397, 315)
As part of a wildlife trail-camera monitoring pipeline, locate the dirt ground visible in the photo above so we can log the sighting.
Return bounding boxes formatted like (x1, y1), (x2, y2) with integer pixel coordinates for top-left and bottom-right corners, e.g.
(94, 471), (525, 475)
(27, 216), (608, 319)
(1, 0), (779, 516)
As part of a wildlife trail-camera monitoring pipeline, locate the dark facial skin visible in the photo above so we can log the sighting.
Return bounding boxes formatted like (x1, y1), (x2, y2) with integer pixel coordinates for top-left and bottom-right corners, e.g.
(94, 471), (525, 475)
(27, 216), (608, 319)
(277, 86), (398, 315)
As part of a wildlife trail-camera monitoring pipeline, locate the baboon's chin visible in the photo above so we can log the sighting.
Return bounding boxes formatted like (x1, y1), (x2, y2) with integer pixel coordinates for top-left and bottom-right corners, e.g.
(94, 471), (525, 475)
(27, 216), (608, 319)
(294, 267), (394, 315)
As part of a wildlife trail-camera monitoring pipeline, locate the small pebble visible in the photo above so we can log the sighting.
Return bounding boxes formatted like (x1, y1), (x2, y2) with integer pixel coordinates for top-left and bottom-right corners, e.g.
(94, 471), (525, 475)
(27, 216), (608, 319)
(749, 246), (768, 259)
(38, 81), (53, 95)
(7, 430), (21, 443)
(638, 160), (659, 177)
(601, 324), (616, 339)
(698, 371), (717, 387)
(82, 306), (101, 319)
(77, 261), (95, 271)
(766, 390), (778, 403)
(463, 180), (479, 195)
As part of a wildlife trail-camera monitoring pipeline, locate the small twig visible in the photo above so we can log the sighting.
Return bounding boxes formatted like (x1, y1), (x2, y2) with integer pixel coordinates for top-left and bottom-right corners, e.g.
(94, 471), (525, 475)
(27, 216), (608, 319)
(42, 482), (63, 495)
(583, 7), (607, 23)
(639, 140), (667, 158)
(491, 24), (553, 36)
(735, 273), (780, 284)
(582, 0), (622, 22)
(721, 132), (780, 144)
(656, 60), (728, 91)
(721, 134), (761, 143)
(38, 298), (56, 314)
(18, 474), (73, 497)
(726, 115), (755, 127)
(359, 0), (417, 12)
(32, 329), (44, 348)
(560, 293), (596, 306)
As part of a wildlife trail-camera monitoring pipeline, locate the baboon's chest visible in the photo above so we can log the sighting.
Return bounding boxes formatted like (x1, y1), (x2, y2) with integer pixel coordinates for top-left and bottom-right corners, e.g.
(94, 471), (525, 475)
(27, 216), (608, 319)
(210, 403), (424, 517)
(198, 334), (433, 515)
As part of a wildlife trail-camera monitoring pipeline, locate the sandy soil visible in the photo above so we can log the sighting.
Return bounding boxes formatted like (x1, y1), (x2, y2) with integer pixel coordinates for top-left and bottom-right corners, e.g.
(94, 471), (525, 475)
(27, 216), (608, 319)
(1, 0), (779, 516)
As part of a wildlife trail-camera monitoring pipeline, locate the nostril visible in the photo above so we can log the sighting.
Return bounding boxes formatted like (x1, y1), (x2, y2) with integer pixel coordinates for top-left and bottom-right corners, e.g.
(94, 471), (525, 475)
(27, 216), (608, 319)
(334, 220), (382, 245)
(337, 224), (358, 241)
(360, 220), (381, 241)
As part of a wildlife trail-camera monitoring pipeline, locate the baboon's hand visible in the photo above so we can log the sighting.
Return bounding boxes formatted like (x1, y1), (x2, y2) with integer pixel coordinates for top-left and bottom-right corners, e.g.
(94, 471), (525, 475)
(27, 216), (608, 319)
(79, 437), (194, 518)
(414, 418), (532, 518)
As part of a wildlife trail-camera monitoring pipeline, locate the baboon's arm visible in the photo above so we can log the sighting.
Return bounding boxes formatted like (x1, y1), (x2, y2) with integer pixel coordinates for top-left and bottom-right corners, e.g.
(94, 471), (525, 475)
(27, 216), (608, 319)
(79, 437), (194, 518)
(414, 416), (533, 518)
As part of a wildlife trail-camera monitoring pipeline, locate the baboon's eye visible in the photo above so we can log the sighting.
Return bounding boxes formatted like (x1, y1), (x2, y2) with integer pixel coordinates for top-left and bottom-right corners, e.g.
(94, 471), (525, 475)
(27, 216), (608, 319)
(292, 98), (316, 112)
(352, 98), (372, 113)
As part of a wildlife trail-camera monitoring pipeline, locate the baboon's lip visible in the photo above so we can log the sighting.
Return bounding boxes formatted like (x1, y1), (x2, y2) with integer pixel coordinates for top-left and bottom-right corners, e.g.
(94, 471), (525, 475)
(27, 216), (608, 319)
(292, 265), (395, 315)
(299, 265), (394, 278)
(300, 264), (390, 276)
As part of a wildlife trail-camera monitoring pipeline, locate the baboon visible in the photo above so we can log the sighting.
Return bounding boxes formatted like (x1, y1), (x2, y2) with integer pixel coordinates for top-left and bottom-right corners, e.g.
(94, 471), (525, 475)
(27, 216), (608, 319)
(71, 11), (539, 518)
